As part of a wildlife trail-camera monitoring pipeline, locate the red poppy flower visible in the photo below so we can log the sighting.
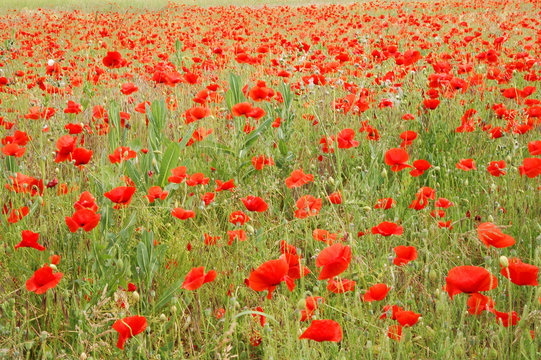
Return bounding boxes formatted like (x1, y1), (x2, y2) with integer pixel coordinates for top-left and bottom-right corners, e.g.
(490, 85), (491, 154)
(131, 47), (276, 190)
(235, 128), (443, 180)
(477, 222), (515, 248)
(316, 243), (351, 280)
(182, 267), (217, 290)
(231, 102), (253, 117)
(384, 148), (411, 171)
(146, 186), (168, 203)
(285, 168), (314, 188)
(104, 186), (136, 209)
(215, 179), (235, 192)
(492, 310), (520, 327)
(445, 266), (498, 299)
(423, 98), (440, 110)
(371, 221), (403, 236)
(168, 166), (187, 183)
(336, 128), (359, 149)
(74, 191), (98, 212)
(362, 283), (391, 302)
(518, 158), (541, 178)
(300, 296), (324, 322)
(327, 278), (356, 293)
(26, 264), (63, 294)
(467, 293), (494, 315)
(172, 207), (195, 220)
(64, 100), (82, 115)
(410, 159), (431, 177)
(120, 82), (138, 95)
(528, 140), (541, 156)
(54, 135), (77, 163)
(374, 197), (395, 210)
(388, 325), (403, 342)
(241, 195), (268, 212)
(435, 197), (454, 208)
(112, 315), (147, 350)
(1, 143), (26, 157)
(312, 229), (339, 245)
(109, 146), (137, 164)
(248, 257), (291, 299)
(400, 131), (417, 147)
(227, 229), (247, 245)
(185, 173), (209, 186)
(251, 155), (274, 170)
(500, 258), (539, 286)
(103, 51), (127, 68)
(7, 206), (29, 224)
(393, 246), (417, 266)
(487, 160), (506, 177)
(70, 147), (92, 167)
(280, 253), (310, 280)
(229, 210), (250, 225)
(15, 230), (45, 251)
(294, 195), (322, 219)
(326, 191), (342, 204)
(395, 310), (421, 327)
(456, 158), (476, 171)
(299, 320), (342, 342)
(65, 208), (101, 232)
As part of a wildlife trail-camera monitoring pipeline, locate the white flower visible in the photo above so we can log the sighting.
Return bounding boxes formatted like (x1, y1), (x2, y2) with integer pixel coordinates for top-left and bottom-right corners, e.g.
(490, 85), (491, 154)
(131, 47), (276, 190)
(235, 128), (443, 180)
(47, 59), (55, 67)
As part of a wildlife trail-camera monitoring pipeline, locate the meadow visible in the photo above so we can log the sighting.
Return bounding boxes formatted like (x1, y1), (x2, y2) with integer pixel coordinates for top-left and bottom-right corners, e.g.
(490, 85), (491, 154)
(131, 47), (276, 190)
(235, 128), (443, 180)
(0, 0), (540, 358)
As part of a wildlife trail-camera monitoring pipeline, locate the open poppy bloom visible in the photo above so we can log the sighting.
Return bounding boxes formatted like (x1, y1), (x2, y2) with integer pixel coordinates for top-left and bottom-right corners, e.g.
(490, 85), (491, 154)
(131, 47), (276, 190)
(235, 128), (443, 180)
(241, 195), (268, 212)
(410, 159), (431, 177)
(327, 278), (356, 293)
(445, 266), (498, 299)
(104, 186), (136, 209)
(294, 195), (322, 219)
(467, 293), (494, 315)
(248, 258), (293, 299)
(456, 158), (476, 171)
(171, 207), (195, 220)
(371, 221), (403, 236)
(316, 243), (351, 280)
(384, 148), (411, 171)
(15, 230), (45, 251)
(500, 258), (539, 286)
(518, 158), (541, 178)
(299, 319), (342, 342)
(145, 186), (168, 203)
(388, 325), (403, 342)
(182, 267), (217, 290)
(362, 283), (390, 302)
(112, 315), (147, 350)
(477, 222), (515, 248)
(395, 310), (421, 327)
(285, 168), (314, 188)
(393, 246), (417, 266)
(65, 208), (101, 232)
(26, 264), (63, 294)
(336, 128), (359, 149)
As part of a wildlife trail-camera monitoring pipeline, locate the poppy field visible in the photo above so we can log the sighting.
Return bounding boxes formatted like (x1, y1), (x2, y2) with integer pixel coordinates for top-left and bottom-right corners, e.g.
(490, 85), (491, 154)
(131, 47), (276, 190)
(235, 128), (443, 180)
(1, 0), (541, 358)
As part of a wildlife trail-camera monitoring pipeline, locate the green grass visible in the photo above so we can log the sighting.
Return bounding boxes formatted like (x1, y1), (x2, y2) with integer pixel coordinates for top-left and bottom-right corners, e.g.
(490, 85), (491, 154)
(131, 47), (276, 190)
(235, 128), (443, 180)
(0, 0), (540, 359)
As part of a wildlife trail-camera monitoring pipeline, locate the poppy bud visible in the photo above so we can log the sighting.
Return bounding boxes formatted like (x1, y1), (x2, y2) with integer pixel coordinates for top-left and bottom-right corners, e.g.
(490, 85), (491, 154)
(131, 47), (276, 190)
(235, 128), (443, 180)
(487, 215), (494, 222)
(433, 166), (440, 171)
(40, 331), (48, 342)
(296, 298), (306, 310)
(246, 225), (255, 234)
(79, 352), (88, 360)
(505, 155), (512, 163)
(429, 269), (438, 282)
(170, 305), (177, 314)
(490, 183), (498, 192)
(499, 256), (509, 268)
(132, 291), (140, 302)
(328, 176), (335, 185)
(152, 157), (158, 168)
(381, 168), (387, 178)
(488, 348), (498, 360)
(150, 290), (155, 297)
(464, 179), (468, 186)
(49, 264), (58, 271)
(160, 313), (167, 321)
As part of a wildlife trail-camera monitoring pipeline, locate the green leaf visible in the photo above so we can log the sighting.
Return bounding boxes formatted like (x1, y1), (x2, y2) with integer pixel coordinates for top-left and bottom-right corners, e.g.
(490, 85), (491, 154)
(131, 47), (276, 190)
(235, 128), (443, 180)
(178, 123), (197, 151)
(157, 140), (181, 187)
(243, 116), (273, 150)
